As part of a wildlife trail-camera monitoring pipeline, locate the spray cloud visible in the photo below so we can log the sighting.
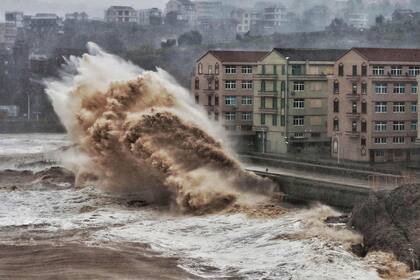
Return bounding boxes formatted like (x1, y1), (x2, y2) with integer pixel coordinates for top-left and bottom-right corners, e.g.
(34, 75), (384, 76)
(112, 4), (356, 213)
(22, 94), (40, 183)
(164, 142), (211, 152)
(46, 43), (273, 213)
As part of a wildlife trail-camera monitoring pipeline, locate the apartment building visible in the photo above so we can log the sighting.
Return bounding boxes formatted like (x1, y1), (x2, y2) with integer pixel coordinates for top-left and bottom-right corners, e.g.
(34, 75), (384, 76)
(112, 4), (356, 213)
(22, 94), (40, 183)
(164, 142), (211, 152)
(105, 6), (137, 23)
(253, 48), (346, 154)
(192, 50), (267, 149)
(327, 48), (420, 162)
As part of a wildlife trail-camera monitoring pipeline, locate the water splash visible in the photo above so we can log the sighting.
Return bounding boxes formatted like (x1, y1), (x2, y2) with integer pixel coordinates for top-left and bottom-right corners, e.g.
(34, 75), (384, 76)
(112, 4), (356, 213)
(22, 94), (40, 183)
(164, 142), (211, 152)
(45, 43), (273, 213)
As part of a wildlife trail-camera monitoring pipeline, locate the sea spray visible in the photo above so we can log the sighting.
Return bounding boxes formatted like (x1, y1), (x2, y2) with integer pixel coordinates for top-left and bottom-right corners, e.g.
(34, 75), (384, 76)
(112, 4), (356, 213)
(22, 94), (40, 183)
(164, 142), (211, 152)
(46, 43), (274, 213)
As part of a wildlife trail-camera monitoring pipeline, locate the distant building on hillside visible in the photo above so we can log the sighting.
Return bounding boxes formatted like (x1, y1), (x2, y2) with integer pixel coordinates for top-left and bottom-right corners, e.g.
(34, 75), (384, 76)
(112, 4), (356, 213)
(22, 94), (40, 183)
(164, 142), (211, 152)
(65, 12), (89, 22)
(138, 8), (163, 25)
(4, 11), (24, 49)
(165, 0), (196, 26)
(28, 13), (62, 31)
(347, 13), (369, 29)
(195, 1), (223, 20)
(105, 6), (137, 23)
(231, 8), (260, 34)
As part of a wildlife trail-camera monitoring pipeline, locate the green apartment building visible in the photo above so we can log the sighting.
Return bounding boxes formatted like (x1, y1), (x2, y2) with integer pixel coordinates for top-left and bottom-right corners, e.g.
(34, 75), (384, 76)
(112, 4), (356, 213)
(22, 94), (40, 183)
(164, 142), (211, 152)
(253, 48), (346, 154)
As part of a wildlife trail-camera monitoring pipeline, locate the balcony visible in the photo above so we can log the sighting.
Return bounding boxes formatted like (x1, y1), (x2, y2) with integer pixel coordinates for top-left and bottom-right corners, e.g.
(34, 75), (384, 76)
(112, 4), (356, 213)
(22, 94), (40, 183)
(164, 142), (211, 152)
(258, 90), (278, 96)
(370, 73), (417, 81)
(258, 107), (279, 114)
(345, 130), (360, 138)
(289, 73), (328, 81)
(346, 93), (361, 101)
(347, 112), (361, 119)
(346, 75), (362, 82)
(253, 125), (268, 132)
(253, 73), (278, 80)
(203, 88), (216, 94)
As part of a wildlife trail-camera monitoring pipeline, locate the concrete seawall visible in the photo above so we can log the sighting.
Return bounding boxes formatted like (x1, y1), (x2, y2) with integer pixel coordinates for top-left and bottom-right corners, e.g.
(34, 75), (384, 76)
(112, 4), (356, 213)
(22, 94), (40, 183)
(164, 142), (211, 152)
(251, 170), (370, 209)
(0, 121), (65, 133)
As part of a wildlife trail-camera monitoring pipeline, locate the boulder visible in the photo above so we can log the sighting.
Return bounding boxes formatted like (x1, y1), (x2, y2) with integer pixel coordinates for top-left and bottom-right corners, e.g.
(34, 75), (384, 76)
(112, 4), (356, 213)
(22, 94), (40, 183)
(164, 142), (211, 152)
(349, 184), (420, 270)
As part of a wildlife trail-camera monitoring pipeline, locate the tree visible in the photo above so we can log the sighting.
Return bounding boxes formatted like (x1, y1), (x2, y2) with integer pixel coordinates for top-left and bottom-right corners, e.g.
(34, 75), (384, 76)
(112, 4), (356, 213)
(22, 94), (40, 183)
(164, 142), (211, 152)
(178, 31), (202, 46)
(375, 15), (385, 25)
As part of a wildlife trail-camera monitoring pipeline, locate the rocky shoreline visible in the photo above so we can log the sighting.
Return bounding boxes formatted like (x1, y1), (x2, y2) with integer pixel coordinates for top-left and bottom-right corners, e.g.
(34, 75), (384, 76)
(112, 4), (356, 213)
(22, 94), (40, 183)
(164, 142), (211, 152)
(348, 184), (420, 271)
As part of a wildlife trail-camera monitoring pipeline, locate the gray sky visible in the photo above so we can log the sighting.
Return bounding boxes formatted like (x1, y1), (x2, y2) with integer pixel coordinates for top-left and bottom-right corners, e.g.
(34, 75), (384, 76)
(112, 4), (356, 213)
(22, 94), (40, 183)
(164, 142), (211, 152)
(0, 0), (168, 19)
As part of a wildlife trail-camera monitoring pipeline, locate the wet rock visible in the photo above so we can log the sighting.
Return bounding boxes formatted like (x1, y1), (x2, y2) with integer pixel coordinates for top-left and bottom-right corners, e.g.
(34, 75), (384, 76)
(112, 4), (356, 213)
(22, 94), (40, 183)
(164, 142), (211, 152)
(349, 184), (420, 270)
(324, 215), (349, 224)
(126, 200), (149, 208)
(351, 244), (367, 258)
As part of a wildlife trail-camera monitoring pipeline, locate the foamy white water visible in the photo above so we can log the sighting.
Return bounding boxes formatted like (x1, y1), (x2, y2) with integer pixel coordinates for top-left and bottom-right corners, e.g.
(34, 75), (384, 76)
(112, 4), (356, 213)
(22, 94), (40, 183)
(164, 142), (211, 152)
(0, 134), (385, 280)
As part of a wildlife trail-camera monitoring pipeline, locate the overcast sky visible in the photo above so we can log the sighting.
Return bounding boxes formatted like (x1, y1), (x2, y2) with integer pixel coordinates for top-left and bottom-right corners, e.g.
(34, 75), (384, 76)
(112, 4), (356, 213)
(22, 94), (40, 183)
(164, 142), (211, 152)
(0, 0), (168, 19)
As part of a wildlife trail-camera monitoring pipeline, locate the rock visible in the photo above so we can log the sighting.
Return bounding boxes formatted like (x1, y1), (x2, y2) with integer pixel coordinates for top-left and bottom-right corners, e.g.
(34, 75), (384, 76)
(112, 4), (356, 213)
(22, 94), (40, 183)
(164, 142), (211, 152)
(349, 184), (420, 270)
(351, 244), (367, 258)
(324, 215), (349, 224)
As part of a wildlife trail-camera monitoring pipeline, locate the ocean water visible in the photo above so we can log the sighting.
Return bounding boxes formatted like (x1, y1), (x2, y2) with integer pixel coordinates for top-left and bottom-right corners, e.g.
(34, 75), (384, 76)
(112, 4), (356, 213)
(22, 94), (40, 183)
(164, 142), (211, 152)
(0, 134), (385, 279)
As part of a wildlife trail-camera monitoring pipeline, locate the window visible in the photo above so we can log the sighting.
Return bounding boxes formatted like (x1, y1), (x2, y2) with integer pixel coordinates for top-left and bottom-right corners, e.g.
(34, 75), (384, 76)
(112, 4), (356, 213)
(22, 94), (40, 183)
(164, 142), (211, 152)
(295, 132), (304, 138)
(408, 66), (420, 76)
(362, 101), (367, 114)
(198, 63), (203, 74)
(215, 63), (219, 75)
(225, 96), (236, 106)
(412, 136), (417, 143)
(333, 99), (339, 113)
(352, 83), (357, 94)
(225, 80), (236, 89)
(411, 120), (417, 130)
(375, 121), (387, 131)
(208, 79), (212, 89)
(293, 99), (304, 109)
(361, 120), (367, 132)
(215, 96), (219, 106)
(375, 150), (385, 157)
(208, 95), (212, 106)
(361, 137), (366, 146)
(412, 102), (417, 112)
(375, 83), (387, 94)
(293, 116), (304, 126)
(242, 96), (252, 105)
(391, 66), (402, 76)
(208, 65), (213, 74)
(215, 78), (219, 90)
(373, 66), (384, 76)
(412, 83), (418, 94)
(333, 118), (339, 131)
(333, 81), (339, 94)
(393, 102), (405, 113)
(338, 64), (344, 76)
(241, 65), (252, 74)
(352, 102), (357, 113)
(352, 65), (357, 76)
(361, 82), (367, 94)
(293, 81), (304, 91)
(242, 80), (253, 89)
(242, 112), (252, 121)
(261, 97), (265, 108)
(393, 121), (405, 131)
(375, 102), (387, 113)
(375, 137), (387, 144)
(261, 114), (265, 125)
(225, 112), (236, 121)
(225, 65), (236, 74)
(272, 114), (277, 126)
(352, 121), (357, 132)
(362, 64), (367, 76)
(194, 78), (199, 90)
(291, 64), (305, 75)
(393, 83), (405, 94)
(393, 136), (405, 144)
(195, 95), (199, 104)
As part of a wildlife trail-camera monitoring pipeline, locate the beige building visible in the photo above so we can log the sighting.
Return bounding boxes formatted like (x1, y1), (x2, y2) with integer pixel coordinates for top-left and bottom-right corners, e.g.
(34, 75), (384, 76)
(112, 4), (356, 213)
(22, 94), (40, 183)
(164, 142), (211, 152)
(253, 48), (345, 154)
(192, 50), (267, 150)
(105, 6), (137, 23)
(328, 48), (420, 162)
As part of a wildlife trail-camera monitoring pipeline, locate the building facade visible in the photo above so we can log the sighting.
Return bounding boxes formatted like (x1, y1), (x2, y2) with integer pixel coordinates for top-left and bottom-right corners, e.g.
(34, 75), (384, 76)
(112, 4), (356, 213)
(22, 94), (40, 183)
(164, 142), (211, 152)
(138, 8), (163, 25)
(165, 0), (196, 26)
(327, 48), (420, 162)
(192, 50), (267, 150)
(253, 48), (346, 154)
(105, 6), (137, 23)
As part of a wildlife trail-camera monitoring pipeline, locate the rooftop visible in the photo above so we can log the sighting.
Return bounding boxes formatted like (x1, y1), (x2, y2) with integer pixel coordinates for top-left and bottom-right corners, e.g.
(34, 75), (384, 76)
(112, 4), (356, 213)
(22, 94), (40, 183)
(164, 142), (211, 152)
(352, 47), (420, 62)
(200, 50), (268, 63)
(274, 48), (347, 62)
